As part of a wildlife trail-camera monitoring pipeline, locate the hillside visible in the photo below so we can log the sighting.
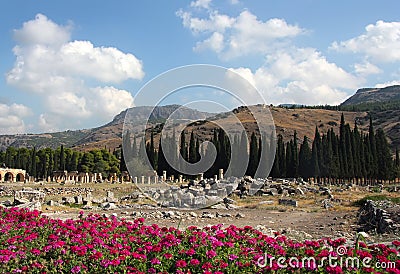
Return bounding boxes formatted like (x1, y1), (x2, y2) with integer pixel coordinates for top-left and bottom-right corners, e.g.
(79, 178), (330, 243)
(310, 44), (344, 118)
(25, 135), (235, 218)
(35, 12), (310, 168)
(0, 105), (396, 152)
(341, 85), (400, 106)
(1, 84), (400, 152)
(0, 129), (91, 150)
(73, 106), (371, 152)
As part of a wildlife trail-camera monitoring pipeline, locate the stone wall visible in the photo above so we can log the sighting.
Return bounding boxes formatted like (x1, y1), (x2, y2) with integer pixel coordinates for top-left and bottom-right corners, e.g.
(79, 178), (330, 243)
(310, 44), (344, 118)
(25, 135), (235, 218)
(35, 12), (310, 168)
(358, 200), (400, 234)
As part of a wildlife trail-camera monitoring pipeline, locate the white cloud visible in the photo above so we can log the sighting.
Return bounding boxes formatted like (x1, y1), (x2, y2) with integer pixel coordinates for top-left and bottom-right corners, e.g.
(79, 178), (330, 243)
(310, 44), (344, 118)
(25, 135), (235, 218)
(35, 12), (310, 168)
(38, 114), (58, 133)
(354, 61), (382, 76)
(13, 14), (71, 47)
(87, 86), (134, 120)
(0, 103), (31, 134)
(375, 80), (400, 88)
(190, 0), (212, 10)
(230, 48), (361, 105)
(194, 32), (224, 52)
(331, 20), (400, 63)
(6, 14), (143, 133)
(177, 10), (235, 34)
(178, 4), (367, 105)
(60, 40), (144, 83)
(177, 8), (304, 59)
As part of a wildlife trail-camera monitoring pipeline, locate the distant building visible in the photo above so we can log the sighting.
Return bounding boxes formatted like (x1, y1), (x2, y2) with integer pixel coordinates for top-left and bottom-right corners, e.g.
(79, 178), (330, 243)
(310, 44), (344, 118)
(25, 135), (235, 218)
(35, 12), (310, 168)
(0, 168), (26, 182)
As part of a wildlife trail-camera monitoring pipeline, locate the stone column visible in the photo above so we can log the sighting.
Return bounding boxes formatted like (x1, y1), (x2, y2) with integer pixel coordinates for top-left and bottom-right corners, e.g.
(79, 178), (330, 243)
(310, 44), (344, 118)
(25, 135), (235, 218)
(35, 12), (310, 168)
(141, 176), (145, 184)
(162, 170), (167, 181)
(134, 176), (138, 184)
(153, 171), (158, 184)
(214, 175), (218, 181)
(179, 175), (183, 183)
(218, 169), (224, 180)
(147, 176), (151, 184)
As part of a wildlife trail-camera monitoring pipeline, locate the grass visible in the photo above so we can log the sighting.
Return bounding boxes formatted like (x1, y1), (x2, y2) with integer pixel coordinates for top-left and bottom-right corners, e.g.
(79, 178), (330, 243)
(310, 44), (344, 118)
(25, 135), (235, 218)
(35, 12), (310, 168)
(353, 194), (400, 206)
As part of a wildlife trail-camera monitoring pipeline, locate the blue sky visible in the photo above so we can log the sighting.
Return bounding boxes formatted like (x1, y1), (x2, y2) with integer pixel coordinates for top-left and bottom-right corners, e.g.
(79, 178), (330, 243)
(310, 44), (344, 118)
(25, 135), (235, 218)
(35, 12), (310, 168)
(0, 0), (399, 134)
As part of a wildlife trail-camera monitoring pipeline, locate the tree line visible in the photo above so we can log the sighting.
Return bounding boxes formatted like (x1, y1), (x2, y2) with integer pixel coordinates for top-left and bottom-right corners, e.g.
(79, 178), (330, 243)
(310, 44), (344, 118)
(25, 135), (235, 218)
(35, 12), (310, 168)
(0, 146), (120, 179)
(123, 126), (268, 179)
(271, 114), (398, 183)
(2, 113), (399, 182)
(280, 99), (400, 112)
(140, 114), (398, 182)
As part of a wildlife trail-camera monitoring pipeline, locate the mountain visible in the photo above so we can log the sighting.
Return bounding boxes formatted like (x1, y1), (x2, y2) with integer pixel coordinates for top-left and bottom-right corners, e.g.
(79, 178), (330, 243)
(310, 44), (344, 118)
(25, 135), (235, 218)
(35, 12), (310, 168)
(1, 85), (400, 152)
(0, 129), (91, 151)
(0, 105), (213, 151)
(341, 85), (400, 106)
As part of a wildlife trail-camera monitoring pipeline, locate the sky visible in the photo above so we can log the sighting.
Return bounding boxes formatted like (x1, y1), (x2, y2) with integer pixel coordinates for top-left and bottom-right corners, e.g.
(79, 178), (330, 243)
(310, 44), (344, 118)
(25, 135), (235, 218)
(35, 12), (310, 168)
(0, 0), (399, 134)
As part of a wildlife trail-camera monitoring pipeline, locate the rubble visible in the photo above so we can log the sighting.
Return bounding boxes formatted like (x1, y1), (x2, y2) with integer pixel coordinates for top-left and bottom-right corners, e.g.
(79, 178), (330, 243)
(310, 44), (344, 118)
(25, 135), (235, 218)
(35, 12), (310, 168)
(358, 200), (400, 234)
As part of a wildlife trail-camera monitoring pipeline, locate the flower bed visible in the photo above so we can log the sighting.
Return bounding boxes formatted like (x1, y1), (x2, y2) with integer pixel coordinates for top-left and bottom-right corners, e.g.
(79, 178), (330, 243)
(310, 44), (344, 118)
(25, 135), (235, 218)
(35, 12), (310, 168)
(0, 207), (399, 273)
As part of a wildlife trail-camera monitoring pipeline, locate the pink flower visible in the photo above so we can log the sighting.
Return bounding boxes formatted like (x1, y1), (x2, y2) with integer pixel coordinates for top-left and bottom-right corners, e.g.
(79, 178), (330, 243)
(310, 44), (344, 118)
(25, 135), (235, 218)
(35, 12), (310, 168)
(176, 260), (187, 268)
(71, 265), (81, 273)
(229, 254), (238, 261)
(150, 258), (161, 265)
(206, 249), (217, 258)
(202, 262), (212, 270)
(186, 248), (196, 256)
(30, 248), (40, 255)
(164, 253), (173, 259)
(190, 259), (200, 266)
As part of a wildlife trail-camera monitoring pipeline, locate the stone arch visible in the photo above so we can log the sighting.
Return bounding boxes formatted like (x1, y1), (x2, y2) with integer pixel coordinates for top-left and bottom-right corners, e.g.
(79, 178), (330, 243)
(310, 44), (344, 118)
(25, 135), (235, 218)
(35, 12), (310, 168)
(4, 172), (13, 182)
(16, 173), (25, 182)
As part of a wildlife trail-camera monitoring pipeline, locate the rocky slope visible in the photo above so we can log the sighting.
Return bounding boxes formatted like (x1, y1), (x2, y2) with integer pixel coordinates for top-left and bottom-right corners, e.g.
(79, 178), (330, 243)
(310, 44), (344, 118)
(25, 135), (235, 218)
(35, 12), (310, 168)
(341, 85), (400, 106)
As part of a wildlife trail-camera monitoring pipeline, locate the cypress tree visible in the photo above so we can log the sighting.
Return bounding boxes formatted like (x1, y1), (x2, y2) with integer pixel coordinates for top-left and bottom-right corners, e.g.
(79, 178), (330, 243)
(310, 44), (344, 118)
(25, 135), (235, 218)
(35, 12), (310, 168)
(286, 140), (294, 178)
(246, 132), (258, 177)
(353, 123), (362, 179)
(70, 151), (79, 171)
(257, 133), (271, 178)
(329, 129), (340, 180)
(271, 146), (280, 178)
(146, 128), (156, 169)
(292, 131), (299, 177)
(376, 128), (393, 181)
(277, 134), (286, 177)
(339, 115), (348, 180)
(344, 124), (354, 179)
(368, 116), (378, 179)
(30, 147), (37, 179)
(239, 130), (249, 176)
(60, 145), (65, 171)
(395, 147), (400, 179)
(298, 135), (312, 180)
(170, 129), (178, 176)
(195, 137), (200, 163)
(188, 131), (197, 164)
(179, 129), (188, 172)
(311, 132), (320, 181)
(157, 137), (167, 176)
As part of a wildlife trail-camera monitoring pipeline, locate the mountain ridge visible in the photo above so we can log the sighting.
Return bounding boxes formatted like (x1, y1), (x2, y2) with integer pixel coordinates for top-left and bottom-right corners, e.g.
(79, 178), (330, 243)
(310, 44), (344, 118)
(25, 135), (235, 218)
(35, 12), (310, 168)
(341, 85), (400, 106)
(1, 85), (399, 151)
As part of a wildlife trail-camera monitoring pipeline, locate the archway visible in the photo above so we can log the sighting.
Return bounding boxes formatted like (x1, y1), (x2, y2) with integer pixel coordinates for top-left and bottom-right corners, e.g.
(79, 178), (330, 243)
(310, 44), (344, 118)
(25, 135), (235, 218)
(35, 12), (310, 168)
(16, 173), (24, 182)
(4, 172), (13, 182)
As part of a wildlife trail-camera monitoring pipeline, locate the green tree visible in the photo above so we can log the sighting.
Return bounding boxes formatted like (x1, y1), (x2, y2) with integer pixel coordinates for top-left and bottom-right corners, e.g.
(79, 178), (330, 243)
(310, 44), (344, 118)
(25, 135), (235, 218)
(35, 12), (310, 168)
(375, 128), (394, 181)
(298, 136), (312, 180)
(246, 132), (258, 177)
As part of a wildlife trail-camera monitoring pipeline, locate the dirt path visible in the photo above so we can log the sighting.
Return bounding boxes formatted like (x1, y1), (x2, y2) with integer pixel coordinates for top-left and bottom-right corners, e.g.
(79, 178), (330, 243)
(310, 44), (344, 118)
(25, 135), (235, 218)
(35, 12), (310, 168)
(44, 207), (397, 244)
